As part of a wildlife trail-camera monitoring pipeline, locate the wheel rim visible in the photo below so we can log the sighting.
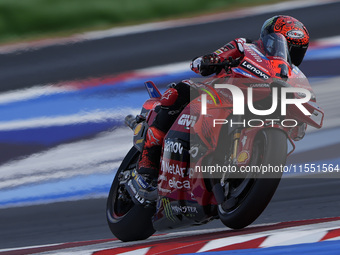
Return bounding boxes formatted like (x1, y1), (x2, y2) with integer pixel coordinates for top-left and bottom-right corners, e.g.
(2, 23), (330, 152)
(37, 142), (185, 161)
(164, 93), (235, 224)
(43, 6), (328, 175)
(112, 184), (134, 218)
(107, 154), (139, 222)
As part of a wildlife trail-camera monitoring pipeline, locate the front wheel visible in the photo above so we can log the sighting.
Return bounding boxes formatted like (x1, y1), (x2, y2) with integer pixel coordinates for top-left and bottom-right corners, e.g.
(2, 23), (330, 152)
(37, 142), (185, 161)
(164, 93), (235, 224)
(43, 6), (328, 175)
(106, 147), (156, 242)
(218, 128), (287, 229)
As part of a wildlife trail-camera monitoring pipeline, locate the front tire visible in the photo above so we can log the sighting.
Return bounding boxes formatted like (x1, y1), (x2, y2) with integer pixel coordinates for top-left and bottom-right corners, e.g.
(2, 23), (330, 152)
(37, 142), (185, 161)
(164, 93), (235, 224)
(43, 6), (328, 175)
(106, 147), (156, 241)
(218, 128), (287, 229)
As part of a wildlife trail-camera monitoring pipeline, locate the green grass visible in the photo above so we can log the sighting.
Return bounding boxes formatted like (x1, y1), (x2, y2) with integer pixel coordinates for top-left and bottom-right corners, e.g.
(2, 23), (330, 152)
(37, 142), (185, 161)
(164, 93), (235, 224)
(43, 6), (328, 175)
(0, 0), (284, 44)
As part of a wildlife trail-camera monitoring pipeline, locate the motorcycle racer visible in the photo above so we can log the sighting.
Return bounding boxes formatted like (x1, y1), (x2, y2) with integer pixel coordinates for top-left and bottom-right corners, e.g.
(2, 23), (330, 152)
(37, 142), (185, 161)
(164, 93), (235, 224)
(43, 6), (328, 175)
(134, 15), (310, 193)
(192, 15), (309, 76)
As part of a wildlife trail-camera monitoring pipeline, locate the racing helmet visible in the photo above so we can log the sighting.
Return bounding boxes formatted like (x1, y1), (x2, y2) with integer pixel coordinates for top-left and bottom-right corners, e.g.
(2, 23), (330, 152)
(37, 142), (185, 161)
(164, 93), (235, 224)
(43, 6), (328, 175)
(260, 15), (309, 66)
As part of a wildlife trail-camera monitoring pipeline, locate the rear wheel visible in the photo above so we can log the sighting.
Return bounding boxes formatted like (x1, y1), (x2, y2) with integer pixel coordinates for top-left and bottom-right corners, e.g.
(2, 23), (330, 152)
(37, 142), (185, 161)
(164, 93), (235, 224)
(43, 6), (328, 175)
(106, 147), (156, 241)
(218, 128), (287, 229)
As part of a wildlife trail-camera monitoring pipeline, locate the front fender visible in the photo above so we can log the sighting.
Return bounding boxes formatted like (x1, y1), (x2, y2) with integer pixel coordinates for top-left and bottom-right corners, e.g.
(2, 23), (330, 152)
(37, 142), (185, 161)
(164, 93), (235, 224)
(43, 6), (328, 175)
(236, 127), (292, 166)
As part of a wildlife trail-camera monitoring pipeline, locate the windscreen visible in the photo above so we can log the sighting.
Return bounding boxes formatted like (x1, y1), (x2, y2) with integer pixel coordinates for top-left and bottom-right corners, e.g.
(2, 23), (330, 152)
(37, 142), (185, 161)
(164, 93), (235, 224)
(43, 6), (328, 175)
(261, 33), (291, 63)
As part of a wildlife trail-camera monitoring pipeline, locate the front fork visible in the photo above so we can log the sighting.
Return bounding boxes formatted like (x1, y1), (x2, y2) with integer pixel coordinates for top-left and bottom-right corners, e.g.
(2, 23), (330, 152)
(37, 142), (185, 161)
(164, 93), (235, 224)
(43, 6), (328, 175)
(219, 128), (241, 189)
(212, 127), (242, 204)
(215, 120), (296, 205)
(231, 129), (241, 164)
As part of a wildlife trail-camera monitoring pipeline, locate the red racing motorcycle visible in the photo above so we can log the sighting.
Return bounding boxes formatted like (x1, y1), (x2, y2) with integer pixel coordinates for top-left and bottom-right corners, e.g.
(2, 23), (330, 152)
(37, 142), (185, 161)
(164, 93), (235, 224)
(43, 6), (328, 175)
(106, 33), (324, 241)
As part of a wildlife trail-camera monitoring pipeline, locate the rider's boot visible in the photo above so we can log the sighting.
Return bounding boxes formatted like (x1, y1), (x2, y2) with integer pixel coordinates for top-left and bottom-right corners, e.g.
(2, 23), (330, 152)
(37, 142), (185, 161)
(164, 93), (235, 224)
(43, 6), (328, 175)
(125, 126), (165, 204)
(137, 126), (165, 181)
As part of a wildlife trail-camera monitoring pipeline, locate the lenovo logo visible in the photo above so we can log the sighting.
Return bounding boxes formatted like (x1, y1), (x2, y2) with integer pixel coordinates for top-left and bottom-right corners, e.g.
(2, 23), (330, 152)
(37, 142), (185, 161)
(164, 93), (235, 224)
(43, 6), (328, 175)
(241, 60), (269, 80)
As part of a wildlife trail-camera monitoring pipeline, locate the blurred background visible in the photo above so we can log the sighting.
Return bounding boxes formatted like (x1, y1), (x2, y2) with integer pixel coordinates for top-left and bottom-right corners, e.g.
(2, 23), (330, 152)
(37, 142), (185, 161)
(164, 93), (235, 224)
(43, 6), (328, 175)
(0, 0), (340, 251)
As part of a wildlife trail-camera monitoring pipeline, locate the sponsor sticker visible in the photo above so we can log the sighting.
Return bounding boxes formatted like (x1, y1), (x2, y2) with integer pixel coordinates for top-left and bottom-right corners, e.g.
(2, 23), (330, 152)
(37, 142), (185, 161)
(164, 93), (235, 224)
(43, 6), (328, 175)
(248, 45), (268, 60)
(241, 60), (270, 80)
(171, 205), (198, 214)
(214, 49), (224, 55)
(133, 123), (142, 136)
(135, 138), (144, 145)
(246, 48), (263, 62)
(287, 30), (304, 39)
(225, 42), (235, 50)
(178, 114), (197, 128)
(168, 177), (190, 189)
(233, 67), (255, 78)
(241, 135), (247, 147)
(189, 146), (199, 158)
(237, 151), (249, 163)
(136, 175), (148, 189)
(162, 198), (176, 222)
(248, 83), (270, 88)
(164, 140), (183, 154)
(161, 161), (186, 177)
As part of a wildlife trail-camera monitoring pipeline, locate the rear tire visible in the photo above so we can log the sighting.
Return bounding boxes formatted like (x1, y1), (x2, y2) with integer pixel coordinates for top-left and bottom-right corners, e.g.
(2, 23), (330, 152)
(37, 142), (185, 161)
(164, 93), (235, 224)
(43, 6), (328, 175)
(219, 128), (287, 229)
(106, 147), (156, 241)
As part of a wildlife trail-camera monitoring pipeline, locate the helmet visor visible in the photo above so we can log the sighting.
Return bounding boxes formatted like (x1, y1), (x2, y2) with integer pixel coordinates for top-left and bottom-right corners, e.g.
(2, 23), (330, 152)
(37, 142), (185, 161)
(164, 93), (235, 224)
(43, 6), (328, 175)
(261, 33), (291, 63)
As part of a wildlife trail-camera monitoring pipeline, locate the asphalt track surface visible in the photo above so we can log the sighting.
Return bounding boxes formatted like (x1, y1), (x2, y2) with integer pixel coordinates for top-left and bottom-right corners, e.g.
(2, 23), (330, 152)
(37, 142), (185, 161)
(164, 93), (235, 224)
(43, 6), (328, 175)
(0, 0), (340, 92)
(1, 1), (340, 251)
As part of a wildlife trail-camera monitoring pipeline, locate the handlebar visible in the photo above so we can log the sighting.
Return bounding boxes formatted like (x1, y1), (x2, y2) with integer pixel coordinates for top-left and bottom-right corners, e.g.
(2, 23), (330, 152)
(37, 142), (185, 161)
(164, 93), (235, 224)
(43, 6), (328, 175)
(201, 57), (241, 70)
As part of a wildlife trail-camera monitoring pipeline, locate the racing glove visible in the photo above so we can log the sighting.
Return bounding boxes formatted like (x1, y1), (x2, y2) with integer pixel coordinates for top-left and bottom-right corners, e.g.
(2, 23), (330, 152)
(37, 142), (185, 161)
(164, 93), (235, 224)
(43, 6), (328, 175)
(191, 54), (222, 76)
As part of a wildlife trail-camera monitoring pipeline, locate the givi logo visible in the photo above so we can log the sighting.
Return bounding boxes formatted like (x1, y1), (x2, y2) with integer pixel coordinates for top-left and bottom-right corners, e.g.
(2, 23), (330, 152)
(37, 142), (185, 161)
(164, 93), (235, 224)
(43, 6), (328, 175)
(178, 114), (197, 127)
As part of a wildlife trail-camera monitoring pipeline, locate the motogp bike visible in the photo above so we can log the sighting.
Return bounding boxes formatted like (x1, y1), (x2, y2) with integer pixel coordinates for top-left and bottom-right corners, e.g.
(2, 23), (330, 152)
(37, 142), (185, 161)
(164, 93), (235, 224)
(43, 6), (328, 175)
(106, 33), (324, 241)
